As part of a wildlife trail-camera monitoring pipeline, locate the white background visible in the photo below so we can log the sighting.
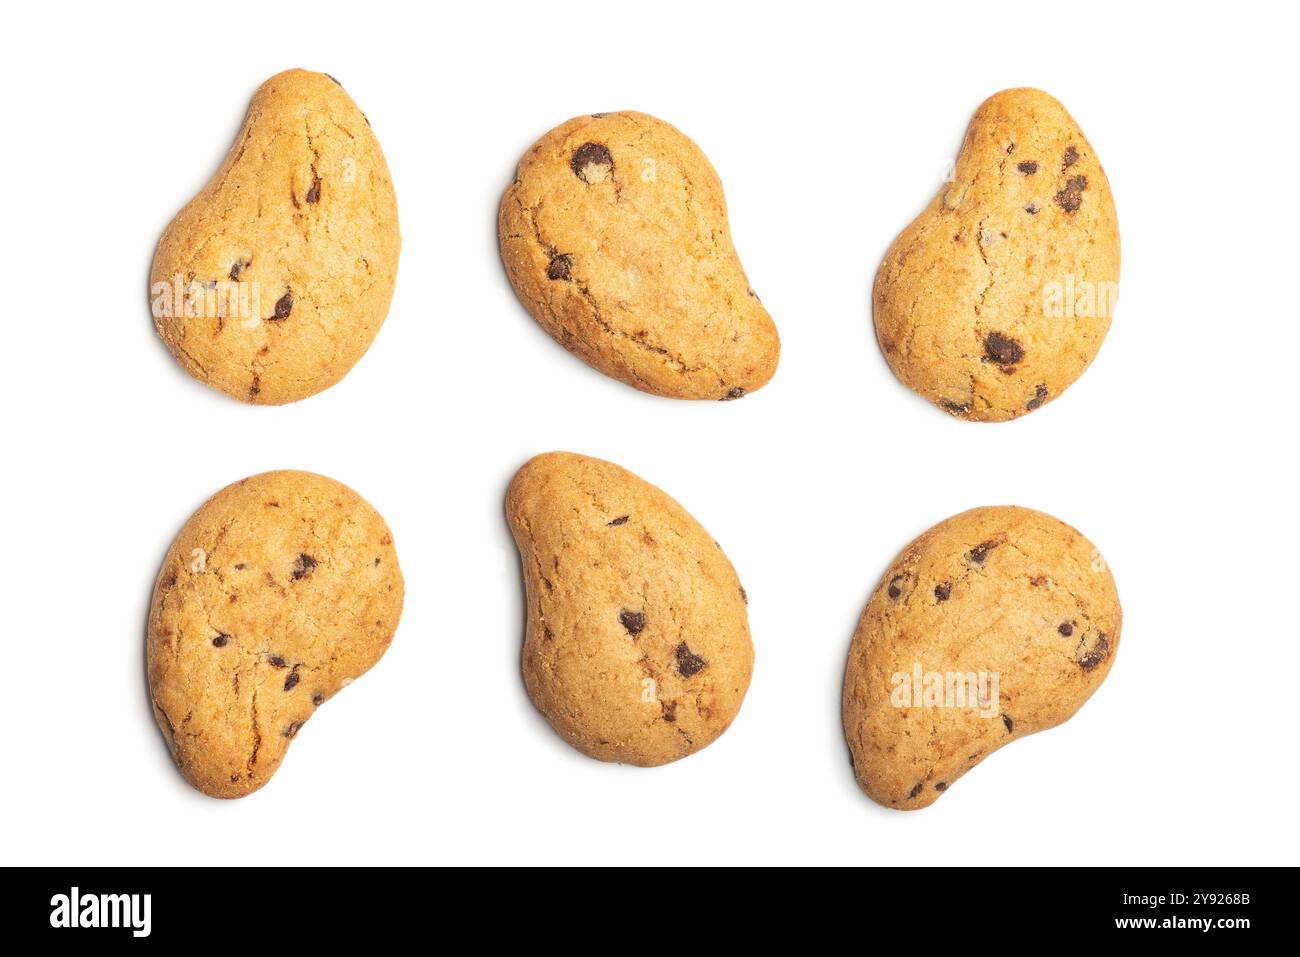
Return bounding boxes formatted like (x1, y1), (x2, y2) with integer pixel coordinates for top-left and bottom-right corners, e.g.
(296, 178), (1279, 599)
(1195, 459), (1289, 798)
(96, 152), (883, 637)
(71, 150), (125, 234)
(2, 1), (1296, 867)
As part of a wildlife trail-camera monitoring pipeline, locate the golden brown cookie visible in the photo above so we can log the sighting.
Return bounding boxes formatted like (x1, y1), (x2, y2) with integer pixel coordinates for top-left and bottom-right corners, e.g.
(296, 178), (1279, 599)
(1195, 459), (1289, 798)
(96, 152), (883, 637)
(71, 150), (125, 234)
(874, 89), (1120, 421)
(147, 470), (403, 798)
(150, 69), (400, 404)
(499, 112), (779, 400)
(506, 452), (753, 765)
(842, 506), (1121, 809)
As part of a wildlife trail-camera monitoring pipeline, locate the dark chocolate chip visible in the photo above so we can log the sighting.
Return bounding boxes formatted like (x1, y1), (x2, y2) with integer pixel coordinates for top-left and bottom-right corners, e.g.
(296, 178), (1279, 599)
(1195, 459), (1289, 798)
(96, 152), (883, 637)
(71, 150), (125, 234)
(291, 553), (318, 581)
(968, 541), (995, 565)
(229, 259), (249, 281)
(1002, 713), (1014, 733)
(1025, 202), (1040, 214)
(270, 656), (287, 668)
(675, 642), (707, 677)
(934, 782), (947, 791)
(661, 700), (678, 722)
(984, 332), (1025, 367)
(619, 609), (646, 636)
(934, 582), (952, 603)
(312, 692), (324, 706)
(1054, 174), (1088, 213)
(1080, 635), (1110, 672)
(1026, 384), (1049, 410)
(284, 671), (300, 692)
(887, 575), (904, 600)
(1063, 146), (1079, 168)
(546, 253), (573, 281)
(939, 399), (970, 415)
(1058, 621), (1074, 637)
(234, 563), (247, 571)
(570, 142), (614, 182)
(283, 721), (302, 739)
(212, 633), (230, 648)
(271, 291), (293, 321)
(1017, 160), (1038, 175)
(909, 782), (924, 799)
(306, 177), (321, 204)
(721, 387), (746, 401)
(607, 515), (629, 526)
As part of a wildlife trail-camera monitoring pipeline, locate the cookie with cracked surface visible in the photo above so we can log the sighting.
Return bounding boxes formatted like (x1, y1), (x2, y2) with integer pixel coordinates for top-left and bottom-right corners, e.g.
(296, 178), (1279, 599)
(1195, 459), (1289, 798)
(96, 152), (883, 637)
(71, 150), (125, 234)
(874, 88), (1119, 421)
(150, 69), (400, 404)
(499, 112), (779, 400)
(147, 470), (403, 798)
(507, 452), (753, 766)
(842, 506), (1120, 809)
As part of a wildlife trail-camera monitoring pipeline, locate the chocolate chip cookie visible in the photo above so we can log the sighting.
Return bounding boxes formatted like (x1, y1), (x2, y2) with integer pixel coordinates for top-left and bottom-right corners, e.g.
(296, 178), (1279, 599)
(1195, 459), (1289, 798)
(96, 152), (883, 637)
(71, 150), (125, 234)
(147, 470), (403, 797)
(507, 452), (753, 765)
(843, 506), (1121, 808)
(150, 69), (400, 404)
(499, 112), (779, 400)
(874, 88), (1120, 420)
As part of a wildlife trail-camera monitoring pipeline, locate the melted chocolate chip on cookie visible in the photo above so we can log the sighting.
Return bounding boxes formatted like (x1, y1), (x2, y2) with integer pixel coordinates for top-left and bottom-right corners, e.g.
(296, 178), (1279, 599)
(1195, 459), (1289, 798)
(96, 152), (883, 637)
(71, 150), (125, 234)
(547, 254), (572, 281)
(675, 642), (706, 677)
(984, 332), (1024, 367)
(271, 290), (293, 322)
(571, 142), (614, 183)
(291, 553), (317, 581)
(1055, 175), (1088, 213)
